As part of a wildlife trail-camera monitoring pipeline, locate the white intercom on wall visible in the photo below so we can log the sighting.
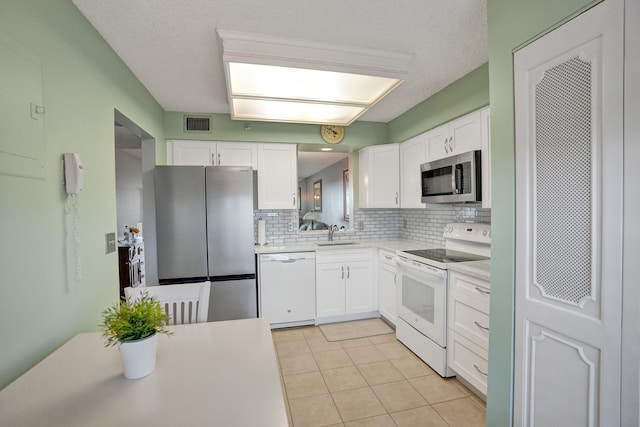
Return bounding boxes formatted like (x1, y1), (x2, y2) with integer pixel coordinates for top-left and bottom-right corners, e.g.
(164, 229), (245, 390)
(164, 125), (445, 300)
(63, 153), (84, 194)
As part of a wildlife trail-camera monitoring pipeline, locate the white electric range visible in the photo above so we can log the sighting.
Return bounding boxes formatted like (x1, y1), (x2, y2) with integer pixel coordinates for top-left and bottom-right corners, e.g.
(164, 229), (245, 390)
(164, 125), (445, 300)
(395, 223), (491, 377)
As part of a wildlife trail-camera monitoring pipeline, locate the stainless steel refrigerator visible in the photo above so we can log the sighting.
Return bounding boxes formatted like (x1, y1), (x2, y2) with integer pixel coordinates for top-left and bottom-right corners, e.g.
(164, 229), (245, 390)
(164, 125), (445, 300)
(155, 165), (257, 321)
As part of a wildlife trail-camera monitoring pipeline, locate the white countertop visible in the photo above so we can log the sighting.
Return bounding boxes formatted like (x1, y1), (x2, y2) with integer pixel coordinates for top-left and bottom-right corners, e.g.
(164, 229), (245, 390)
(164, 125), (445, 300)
(254, 238), (430, 254)
(447, 259), (491, 282)
(254, 238), (491, 280)
(0, 319), (288, 427)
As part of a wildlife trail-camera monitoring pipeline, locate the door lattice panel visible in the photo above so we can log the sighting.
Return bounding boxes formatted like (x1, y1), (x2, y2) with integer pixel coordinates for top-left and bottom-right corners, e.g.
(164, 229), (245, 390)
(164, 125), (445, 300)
(534, 56), (593, 305)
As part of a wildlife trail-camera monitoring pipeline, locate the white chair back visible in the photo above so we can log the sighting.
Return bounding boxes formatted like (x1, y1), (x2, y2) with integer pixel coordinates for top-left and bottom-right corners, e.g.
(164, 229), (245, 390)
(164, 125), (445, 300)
(124, 282), (210, 325)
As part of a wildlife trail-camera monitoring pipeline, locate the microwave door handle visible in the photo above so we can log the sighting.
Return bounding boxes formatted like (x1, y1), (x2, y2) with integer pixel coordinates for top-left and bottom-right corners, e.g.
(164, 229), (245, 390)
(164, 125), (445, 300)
(451, 167), (457, 194)
(454, 164), (463, 194)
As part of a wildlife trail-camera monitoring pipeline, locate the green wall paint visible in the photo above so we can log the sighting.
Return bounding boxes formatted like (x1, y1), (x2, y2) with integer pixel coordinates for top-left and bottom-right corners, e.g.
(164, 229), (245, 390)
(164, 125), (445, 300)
(0, 0), (164, 389)
(485, 0), (600, 425)
(388, 63), (489, 143)
(163, 112), (389, 153)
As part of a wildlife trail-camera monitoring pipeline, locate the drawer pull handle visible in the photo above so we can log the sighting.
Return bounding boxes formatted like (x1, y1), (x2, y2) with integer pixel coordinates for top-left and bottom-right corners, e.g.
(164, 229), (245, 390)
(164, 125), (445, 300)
(474, 321), (489, 331)
(474, 364), (488, 376)
(475, 286), (490, 295)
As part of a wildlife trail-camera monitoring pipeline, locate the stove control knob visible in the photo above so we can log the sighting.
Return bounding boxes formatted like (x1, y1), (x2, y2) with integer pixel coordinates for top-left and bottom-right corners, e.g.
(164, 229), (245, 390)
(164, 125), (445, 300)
(482, 230), (488, 236)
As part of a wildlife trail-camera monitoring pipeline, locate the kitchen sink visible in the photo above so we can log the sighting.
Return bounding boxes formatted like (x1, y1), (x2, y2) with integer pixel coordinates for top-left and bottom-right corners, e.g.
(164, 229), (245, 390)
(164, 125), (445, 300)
(315, 241), (358, 246)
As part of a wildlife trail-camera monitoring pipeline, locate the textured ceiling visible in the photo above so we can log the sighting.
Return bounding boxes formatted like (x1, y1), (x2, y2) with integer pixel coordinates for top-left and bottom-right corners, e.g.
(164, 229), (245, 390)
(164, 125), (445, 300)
(72, 0), (487, 123)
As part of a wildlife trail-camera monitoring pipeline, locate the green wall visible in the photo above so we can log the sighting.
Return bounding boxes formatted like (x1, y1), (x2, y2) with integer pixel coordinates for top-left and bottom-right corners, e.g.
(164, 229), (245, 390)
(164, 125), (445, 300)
(485, 0), (600, 425)
(0, 0), (165, 389)
(388, 63), (490, 143)
(163, 112), (389, 153)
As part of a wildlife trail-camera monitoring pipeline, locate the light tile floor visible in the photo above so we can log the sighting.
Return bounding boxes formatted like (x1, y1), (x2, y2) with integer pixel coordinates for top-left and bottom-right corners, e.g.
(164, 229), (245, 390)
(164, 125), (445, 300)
(272, 324), (486, 427)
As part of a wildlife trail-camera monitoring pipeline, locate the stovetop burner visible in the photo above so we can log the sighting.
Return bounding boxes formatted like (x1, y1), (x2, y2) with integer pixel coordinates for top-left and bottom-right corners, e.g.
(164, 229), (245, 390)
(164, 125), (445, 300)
(403, 248), (489, 264)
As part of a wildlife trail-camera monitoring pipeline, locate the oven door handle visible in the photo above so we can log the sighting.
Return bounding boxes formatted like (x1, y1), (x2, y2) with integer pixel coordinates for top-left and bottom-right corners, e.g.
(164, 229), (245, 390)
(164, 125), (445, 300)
(398, 257), (447, 278)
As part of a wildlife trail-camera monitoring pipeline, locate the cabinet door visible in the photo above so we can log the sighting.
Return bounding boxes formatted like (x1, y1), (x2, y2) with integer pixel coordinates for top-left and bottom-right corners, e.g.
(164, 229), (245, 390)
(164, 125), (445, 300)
(378, 255), (397, 324)
(359, 144), (399, 208)
(425, 124), (450, 162)
(449, 110), (482, 154)
(316, 262), (346, 318)
(400, 135), (427, 208)
(217, 142), (258, 169)
(480, 107), (491, 208)
(372, 144), (399, 208)
(345, 260), (375, 314)
(257, 144), (297, 209)
(170, 140), (216, 165)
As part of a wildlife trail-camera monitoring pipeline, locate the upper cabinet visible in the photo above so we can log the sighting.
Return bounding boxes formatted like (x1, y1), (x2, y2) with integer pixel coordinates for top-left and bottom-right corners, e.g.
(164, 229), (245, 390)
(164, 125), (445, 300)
(426, 110), (482, 162)
(167, 140), (258, 169)
(257, 143), (298, 210)
(399, 134), (427, 208)
(480, 107), (491, 209)
(359, 144), (400, 209)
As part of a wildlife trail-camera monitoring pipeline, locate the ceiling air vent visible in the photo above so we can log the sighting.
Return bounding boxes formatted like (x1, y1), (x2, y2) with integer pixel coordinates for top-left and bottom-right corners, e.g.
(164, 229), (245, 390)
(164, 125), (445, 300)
(184, 115), (212, 133)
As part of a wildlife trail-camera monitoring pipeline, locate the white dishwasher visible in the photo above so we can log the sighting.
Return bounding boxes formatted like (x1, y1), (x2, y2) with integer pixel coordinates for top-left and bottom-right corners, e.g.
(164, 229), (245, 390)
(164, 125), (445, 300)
(258, 252), (316, 328)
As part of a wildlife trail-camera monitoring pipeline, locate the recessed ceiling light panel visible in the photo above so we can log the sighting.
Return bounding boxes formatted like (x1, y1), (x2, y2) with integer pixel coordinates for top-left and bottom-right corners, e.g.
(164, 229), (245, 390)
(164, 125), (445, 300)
(231, 98), (366, 125)
(218, 30), (412, 125)
(228, 63), (401, 105)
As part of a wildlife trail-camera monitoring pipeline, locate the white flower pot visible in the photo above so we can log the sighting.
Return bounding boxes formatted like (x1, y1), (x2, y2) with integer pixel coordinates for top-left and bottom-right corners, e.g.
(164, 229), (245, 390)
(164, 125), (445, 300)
(119, 333), (158, 379)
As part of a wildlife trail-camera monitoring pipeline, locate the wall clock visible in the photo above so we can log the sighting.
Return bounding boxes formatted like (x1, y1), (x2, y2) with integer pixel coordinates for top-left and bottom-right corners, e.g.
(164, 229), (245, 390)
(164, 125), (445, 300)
(320, 125), (345, 144)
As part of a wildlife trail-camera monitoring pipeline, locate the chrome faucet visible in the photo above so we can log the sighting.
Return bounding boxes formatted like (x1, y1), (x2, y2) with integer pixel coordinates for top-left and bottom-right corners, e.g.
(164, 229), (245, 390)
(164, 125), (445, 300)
(328, 225), (338, 242)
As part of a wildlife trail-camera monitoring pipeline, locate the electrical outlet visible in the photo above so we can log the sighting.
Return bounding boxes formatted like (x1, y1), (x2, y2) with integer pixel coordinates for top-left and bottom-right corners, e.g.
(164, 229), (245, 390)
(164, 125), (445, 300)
(105, 232), (116, 254)
(403, 218), (408, 229)
(288, 222), (294, 232)
(358, 221), (364, 231)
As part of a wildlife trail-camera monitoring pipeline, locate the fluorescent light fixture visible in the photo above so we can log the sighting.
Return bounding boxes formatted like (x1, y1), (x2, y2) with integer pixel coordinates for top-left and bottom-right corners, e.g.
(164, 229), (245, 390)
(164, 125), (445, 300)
(218, 30), (412, 125)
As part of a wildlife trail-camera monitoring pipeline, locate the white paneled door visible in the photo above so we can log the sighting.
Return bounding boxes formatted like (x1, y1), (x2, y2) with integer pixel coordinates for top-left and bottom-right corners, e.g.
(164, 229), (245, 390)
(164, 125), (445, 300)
(514, 0), (624, 426)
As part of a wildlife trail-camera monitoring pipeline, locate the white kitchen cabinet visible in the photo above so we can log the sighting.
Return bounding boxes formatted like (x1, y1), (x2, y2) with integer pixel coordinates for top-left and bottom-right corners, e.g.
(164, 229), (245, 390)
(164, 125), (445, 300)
(316, 261), (346, 318)
(447, 270), (490, 396)
(316, 249), (376, 322)
(259, 252), (316, 328)
(426, 110), (482, 162)
(359, 144), (400, 208)
(480, 107), (491, 208)
(399, 134), (427, 208)
(257, 143), (298, 210)
(377, 249), (397, 325)
(345, 260), (375, 314)
(167, 140), (258, 168)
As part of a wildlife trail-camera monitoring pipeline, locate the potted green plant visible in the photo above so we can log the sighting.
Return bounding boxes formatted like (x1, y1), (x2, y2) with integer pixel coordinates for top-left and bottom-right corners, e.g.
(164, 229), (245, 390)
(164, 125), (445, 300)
(100, 292), (171, 379)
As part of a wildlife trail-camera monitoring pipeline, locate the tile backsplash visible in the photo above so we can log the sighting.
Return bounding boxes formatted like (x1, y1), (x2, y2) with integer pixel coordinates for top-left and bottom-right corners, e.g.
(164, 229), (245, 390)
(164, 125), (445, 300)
(254, 204), (490, 246)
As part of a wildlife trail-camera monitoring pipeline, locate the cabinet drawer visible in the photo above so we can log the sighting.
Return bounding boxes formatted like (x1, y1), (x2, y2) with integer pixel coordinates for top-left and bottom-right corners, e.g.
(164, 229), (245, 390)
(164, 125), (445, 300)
(449, 293), (490, 350)
(448, 331), (488, 396)
(449, 272), (490, 304)
(378, 249), (397, 266)
(316, 249), (372, 264)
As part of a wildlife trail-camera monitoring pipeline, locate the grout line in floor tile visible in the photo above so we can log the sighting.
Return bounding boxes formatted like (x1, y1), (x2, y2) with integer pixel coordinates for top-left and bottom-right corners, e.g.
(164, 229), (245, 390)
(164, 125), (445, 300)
(273, 325), (485, 427)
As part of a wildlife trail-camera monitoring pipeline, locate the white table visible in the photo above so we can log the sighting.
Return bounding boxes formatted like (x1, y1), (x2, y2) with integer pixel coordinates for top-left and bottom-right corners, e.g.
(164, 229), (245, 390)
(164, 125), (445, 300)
(0, 318), (288, 427)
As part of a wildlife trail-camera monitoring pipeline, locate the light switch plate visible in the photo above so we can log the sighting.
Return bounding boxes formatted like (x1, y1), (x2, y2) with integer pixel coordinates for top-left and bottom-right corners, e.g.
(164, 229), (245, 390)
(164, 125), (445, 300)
(105, 232), (116, 254)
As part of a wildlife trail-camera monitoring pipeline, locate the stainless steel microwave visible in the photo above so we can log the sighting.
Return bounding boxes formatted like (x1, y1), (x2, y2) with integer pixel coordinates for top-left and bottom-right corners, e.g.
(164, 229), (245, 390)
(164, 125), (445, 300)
(420, 150), (482, 203)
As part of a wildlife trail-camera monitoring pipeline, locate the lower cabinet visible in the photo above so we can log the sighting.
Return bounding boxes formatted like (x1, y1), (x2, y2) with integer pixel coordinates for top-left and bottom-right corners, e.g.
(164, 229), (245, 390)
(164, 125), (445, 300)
(316, 249), (376, 321)
(447, 270), (490, 396)
(377, 249), (398, 325)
